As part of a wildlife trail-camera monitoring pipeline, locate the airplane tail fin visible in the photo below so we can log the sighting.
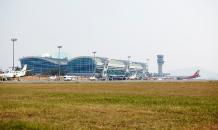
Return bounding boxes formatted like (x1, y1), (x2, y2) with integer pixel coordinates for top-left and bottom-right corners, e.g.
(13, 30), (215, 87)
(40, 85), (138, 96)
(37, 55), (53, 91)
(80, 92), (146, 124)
(21, 64), (27, 76)
(22, 64), (27, 71)
(188, 70), (200, 79)
(194, 70), (200, 78)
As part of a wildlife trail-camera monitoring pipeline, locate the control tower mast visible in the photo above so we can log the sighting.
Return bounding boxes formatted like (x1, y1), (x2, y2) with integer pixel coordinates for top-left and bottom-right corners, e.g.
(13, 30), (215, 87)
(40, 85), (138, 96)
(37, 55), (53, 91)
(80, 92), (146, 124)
(157, 55), (164, 75)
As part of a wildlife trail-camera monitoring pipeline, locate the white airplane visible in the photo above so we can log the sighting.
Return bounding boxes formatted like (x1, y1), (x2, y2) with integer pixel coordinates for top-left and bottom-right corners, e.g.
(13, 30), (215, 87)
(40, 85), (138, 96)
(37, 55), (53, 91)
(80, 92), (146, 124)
(157, 77), (163, 80)
(48, 75), (56, 80)
(0, 64), (28, 81)
(127, 72), (139, 80)
(89, 76), (97, 81)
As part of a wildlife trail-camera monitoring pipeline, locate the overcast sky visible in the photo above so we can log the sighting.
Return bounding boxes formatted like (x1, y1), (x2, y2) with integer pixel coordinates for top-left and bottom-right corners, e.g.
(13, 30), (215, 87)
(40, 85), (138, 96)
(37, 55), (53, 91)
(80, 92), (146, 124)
(0, 0), (218, 73)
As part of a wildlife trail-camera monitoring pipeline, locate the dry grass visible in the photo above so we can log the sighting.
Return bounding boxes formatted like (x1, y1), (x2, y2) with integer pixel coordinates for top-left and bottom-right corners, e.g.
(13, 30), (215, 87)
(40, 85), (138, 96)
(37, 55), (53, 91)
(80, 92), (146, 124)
(0, 82), (218, 129)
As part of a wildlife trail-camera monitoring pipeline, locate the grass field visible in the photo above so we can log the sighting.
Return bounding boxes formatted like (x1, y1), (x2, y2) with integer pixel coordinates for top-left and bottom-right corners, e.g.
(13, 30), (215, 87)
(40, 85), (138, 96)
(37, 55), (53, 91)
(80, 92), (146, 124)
(0, 82), (218, 129)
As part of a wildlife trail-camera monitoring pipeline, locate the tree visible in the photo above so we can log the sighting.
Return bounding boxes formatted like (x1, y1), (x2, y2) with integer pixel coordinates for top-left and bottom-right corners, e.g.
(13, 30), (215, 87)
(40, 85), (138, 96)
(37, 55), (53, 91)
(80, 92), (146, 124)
(50, 67), (66, 76)
(42, 70), (49, 76)
(15, 66), (21, 71)
(48, 70), (52, 76)
(25, 71), (35, 76)
(51, 68), (59, 75)
(61, 70), (66, 76)
(25, 71), (32, 76)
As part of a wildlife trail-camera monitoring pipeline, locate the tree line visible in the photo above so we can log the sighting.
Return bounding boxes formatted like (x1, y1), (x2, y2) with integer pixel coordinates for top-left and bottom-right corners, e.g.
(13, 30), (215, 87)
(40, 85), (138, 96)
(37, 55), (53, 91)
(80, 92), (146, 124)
(25, 67), (66, 76)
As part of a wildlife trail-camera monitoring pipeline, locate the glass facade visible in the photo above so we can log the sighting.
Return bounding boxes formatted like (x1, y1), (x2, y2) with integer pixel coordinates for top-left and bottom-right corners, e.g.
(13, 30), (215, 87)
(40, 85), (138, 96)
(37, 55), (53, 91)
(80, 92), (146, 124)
(20, 57), (67, 74)
(67, 57), (95, 74)
(20, 53), (147, 77)
(67, 57), (147, 77)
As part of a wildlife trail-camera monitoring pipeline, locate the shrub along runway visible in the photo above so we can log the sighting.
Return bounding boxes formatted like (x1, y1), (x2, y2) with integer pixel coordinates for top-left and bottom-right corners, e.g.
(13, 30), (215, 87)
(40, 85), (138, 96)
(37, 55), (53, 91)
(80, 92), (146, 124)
(0, 82), (217, 129)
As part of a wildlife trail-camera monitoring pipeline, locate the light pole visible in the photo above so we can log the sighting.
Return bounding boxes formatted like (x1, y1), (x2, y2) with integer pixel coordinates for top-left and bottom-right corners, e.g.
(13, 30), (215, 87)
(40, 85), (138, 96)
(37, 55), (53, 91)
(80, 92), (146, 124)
(57, 46), (62, 81)
(93, 51), (97, 58)
(127, 56), (131, 76)
(128, 56), (131, 62)
(11, 38), (17, 70)
(92, 51), (97, 77)
(147, 59), (149, 73)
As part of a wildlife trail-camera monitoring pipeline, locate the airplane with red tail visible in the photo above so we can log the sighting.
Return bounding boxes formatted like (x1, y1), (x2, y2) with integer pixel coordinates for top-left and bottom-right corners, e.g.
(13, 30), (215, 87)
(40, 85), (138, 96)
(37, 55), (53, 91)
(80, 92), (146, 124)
(172, 70), (200, 80)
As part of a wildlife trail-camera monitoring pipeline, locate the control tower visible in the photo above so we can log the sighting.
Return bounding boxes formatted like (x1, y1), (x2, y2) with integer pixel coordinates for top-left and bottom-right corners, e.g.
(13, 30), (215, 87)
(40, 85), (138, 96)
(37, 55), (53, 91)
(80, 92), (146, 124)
(157, 55), (164, 75)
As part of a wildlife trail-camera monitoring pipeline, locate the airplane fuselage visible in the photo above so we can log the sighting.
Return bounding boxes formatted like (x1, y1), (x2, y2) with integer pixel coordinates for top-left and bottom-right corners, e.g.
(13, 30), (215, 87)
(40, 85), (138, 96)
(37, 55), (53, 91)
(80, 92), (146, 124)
(173, 70), (200, 80)
(0, 71), (24, 78)
(0, 64), (27, 80)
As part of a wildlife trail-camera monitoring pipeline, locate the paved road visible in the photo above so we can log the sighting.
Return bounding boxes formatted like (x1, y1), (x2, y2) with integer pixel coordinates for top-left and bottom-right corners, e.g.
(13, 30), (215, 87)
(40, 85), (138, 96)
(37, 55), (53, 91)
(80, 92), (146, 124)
(1, 79), (218, 83)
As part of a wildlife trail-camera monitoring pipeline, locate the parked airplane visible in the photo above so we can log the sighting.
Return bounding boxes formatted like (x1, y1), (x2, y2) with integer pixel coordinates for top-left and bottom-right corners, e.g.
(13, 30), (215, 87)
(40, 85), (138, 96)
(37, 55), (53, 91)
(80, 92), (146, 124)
(89, 76), (97, 81)
(127, 72), (139, 80)
(161, 70), (200, 80)
(48, 75), (56, 80)
(0, 64), (28, 81)
(174, 70), (200, 80)
(151, 70), (200, 80)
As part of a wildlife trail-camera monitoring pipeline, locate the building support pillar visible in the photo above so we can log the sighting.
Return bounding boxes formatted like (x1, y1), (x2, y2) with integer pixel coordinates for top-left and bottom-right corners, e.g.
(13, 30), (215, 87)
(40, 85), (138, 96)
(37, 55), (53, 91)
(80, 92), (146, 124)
(102, 59), (110, 78)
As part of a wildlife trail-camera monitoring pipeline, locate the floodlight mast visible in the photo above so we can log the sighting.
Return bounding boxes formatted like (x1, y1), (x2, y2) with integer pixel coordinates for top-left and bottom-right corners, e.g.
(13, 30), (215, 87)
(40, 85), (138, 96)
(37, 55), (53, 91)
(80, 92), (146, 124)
(93, 51), (97, 58)
(125, 56), (131, 74)
(57, 46), (62, 81)
(92, 51), (97, 77)
(11, 38), (17, 70)
(128, 56), (131, 62)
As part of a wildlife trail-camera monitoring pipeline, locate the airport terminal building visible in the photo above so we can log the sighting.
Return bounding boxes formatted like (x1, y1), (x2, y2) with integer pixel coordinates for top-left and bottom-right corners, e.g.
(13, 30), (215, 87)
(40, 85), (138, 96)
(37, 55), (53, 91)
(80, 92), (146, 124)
(19, 52), (148, 78)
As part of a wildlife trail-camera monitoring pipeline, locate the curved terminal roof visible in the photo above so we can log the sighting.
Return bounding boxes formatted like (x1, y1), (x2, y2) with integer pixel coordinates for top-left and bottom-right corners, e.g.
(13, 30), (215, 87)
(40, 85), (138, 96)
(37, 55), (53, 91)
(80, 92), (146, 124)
(20, 55), (146, 68)
(37, 52), (72, 59)
(19, 56), (68, 65)
(68, 56), (146, 68)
